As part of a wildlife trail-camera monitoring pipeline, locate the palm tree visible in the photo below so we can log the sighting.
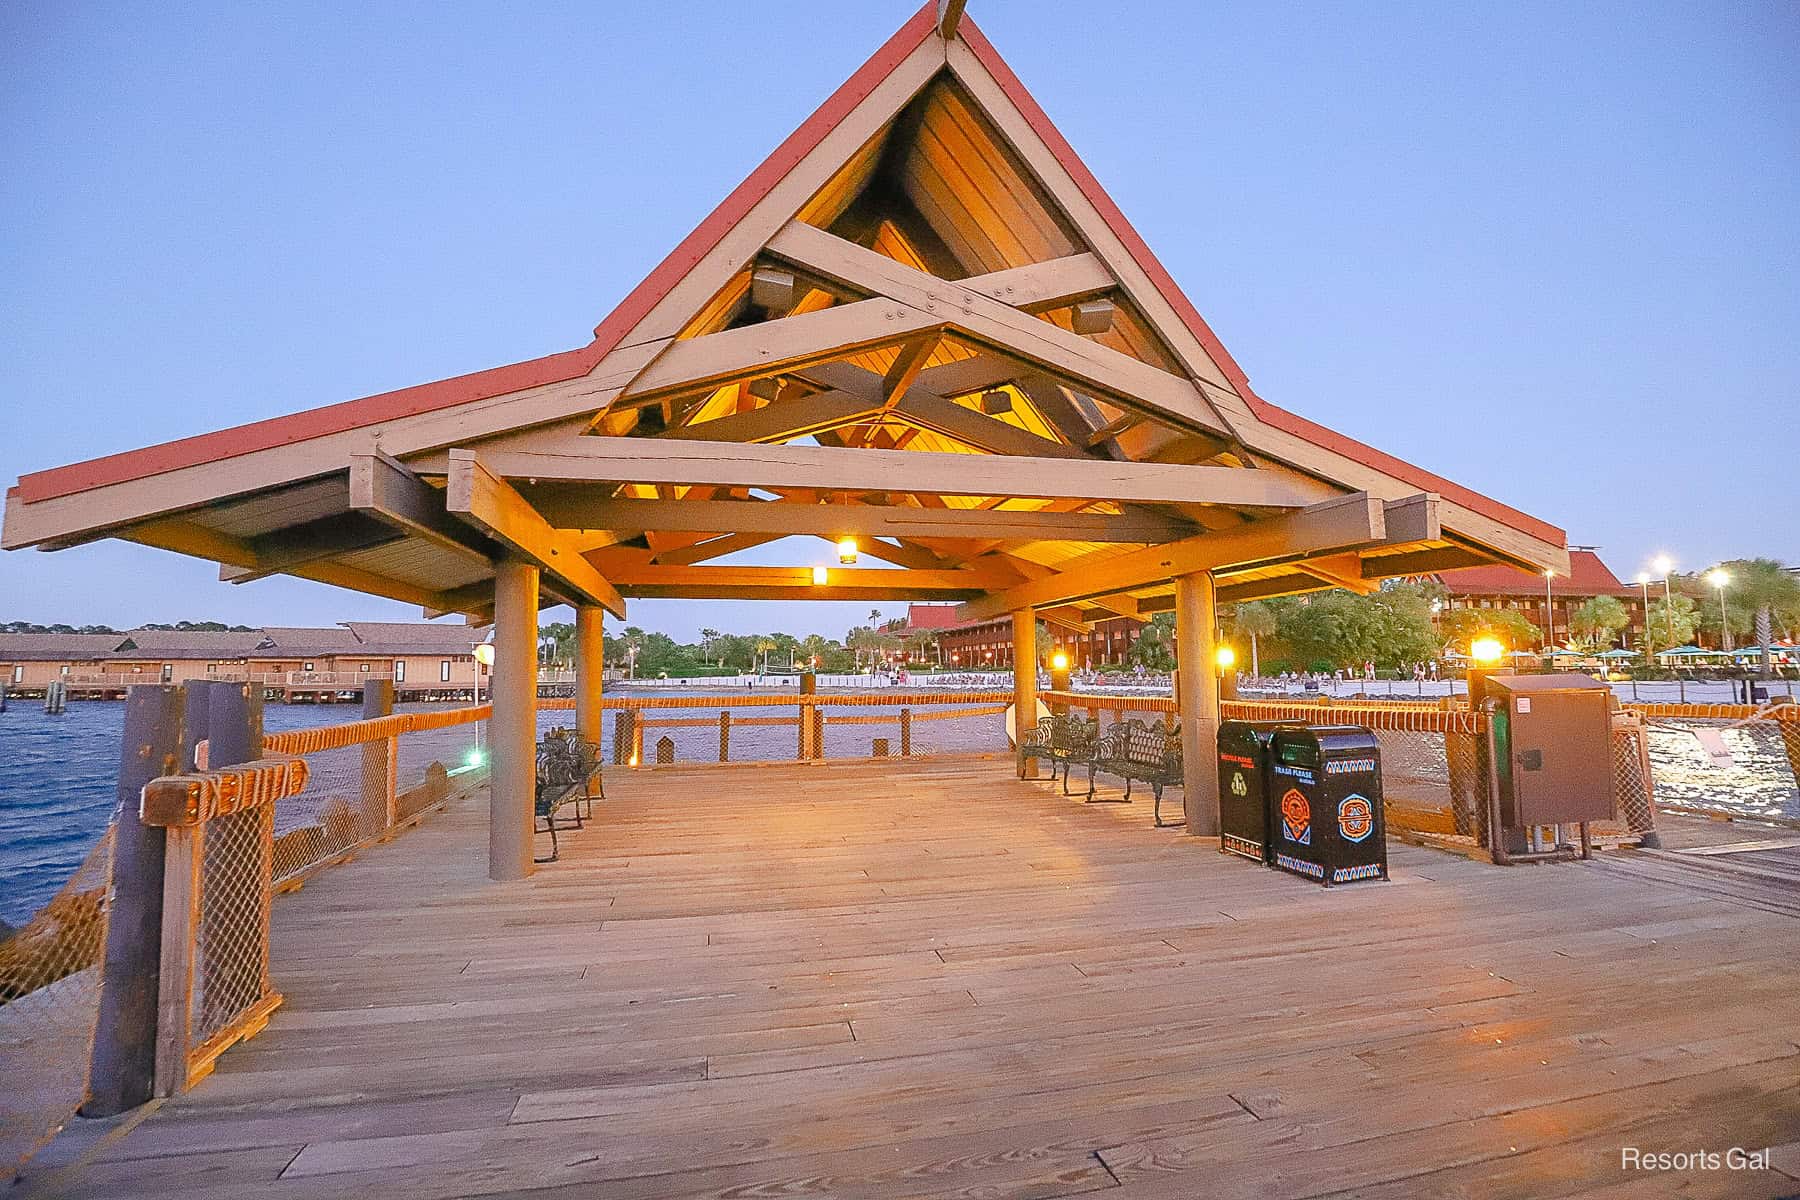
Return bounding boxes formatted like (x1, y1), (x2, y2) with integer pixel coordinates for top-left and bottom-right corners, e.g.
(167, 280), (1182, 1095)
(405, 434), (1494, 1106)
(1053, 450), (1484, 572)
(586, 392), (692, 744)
(754, 638), (776, 674)
(1235, 602), (1278, 677)
(699, 627), (720, 666)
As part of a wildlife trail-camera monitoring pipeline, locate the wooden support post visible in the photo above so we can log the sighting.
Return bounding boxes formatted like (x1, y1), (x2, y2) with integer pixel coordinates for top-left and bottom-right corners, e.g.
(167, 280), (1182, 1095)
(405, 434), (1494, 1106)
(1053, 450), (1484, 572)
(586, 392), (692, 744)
(798, 672), (818, 760)
(1175, 572), (1221, 836)
(86, 684), (185, 1116)
(361, 677), (396, 827)
(490, 558), (539, 881)
(1013, 611), (1038, 778)
(575, 605), (604, 795)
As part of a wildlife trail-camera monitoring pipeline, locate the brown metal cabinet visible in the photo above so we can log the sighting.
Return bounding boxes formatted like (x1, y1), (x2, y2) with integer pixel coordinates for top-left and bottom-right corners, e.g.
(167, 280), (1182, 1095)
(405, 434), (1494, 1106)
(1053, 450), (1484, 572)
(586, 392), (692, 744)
(1482, 674), (1614, 841)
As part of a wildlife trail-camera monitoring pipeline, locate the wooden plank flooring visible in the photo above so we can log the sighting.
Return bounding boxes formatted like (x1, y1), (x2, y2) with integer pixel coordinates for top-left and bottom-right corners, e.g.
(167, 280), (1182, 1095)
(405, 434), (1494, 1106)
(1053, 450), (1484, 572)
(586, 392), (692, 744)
(33, 757), (1800, 1199)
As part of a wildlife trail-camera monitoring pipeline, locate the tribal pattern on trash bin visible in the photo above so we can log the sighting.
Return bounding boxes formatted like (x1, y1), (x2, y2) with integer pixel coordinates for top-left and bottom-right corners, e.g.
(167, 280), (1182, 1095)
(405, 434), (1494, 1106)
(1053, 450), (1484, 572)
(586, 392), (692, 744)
(1280, 788), (1311, 845)
(1338, 794), (1374, 843)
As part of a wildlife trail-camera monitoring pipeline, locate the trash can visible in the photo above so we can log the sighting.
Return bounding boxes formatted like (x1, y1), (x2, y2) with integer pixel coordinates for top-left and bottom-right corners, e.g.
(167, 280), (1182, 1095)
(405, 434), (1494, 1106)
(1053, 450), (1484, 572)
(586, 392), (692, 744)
(1269, 725), (1387, 886)
(1217, 720), (1288, 863)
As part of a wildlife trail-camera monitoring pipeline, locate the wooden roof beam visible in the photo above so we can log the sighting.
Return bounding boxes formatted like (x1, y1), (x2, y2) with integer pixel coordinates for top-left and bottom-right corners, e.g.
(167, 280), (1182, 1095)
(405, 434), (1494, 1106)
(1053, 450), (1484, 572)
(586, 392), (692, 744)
(476, 438), (1317, 509)
(955, 492), (1391, 621)
(517, 493), (1197, 543)
(349, 452), (496, 565)
(763, 221), (1231, 438)
(446, 450), (627, 619)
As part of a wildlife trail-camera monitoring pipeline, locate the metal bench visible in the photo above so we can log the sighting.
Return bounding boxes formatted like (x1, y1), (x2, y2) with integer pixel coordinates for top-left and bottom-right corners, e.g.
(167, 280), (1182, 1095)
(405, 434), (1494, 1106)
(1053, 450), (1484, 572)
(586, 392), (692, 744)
(1019, 713), (1103, 798)
(1093, 718), (1184, 827)
(534, 728), (603, 863)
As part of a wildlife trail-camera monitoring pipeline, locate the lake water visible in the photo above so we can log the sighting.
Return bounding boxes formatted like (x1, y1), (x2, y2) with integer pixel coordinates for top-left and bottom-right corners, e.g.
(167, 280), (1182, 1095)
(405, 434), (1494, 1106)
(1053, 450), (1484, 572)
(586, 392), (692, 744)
(2, 684), (1794, 927)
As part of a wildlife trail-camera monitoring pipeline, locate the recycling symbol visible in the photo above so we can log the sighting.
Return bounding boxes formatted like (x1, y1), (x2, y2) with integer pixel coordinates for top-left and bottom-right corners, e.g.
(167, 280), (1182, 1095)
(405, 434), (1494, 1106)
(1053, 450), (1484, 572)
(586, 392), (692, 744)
(1230, 771), (1248, 797)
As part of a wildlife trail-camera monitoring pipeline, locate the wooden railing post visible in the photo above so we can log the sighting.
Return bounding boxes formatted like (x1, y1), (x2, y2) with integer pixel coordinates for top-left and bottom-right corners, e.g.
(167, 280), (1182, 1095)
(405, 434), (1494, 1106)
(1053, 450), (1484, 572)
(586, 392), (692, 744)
(86, 684), (185, 1116)
(361, 678), (397, 829)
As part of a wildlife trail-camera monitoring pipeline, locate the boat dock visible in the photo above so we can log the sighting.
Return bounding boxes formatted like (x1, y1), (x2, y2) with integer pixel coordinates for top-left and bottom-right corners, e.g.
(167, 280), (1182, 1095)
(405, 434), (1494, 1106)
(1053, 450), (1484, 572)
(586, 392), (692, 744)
(27, 756), (1800, 1199)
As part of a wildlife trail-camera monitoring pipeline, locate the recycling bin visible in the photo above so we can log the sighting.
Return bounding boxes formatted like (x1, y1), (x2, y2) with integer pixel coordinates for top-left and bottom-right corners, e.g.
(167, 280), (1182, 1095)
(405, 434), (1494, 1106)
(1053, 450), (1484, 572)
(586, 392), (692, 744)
(1217, 720), (1289, 863)
(1269, 725), (1387, 886)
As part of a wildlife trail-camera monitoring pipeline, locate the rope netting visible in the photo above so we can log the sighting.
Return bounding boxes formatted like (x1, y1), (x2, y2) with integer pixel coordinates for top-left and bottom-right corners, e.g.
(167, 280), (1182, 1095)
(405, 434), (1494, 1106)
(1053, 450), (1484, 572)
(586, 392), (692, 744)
(0, 828), (114, 1182)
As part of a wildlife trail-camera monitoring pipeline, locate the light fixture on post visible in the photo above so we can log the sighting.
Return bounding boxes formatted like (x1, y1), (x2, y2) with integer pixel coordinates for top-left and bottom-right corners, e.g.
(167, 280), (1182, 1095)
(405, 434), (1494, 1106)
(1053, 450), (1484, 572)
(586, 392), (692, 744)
(1708, 569), (1731, 651)
(1543, 568), (1556, 652)
(810, 565), (828, 586)
(1214, 645), (1236, 672)
(1653, 555), (1676, 650)
(836, 537), (858, 565)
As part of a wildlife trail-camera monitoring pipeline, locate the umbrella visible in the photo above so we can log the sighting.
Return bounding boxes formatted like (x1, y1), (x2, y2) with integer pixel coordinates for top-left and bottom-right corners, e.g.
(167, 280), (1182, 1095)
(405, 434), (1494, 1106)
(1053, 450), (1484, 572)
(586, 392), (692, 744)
(1595, 649), (1637, 659)
(1656, 645), (1728, 658)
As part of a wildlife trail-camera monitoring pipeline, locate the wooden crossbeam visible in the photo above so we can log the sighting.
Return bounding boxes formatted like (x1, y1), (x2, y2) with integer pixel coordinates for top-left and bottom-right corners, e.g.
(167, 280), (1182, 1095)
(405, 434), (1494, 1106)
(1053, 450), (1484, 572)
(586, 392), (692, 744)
(126, 517), (491, 617)
(517, 493), (1196, 543)
(954, 492), (1391, 621)
(619, 298), (944, 405)
(476, 438), (1315, 509)
(799, 360), (1085, 459)
(764, 222), (1231, 438)
(213, 511), (401, 584)
(349, 453), (495, 564)
(651, 532), (779, 566)
(446, 450), (626, 618)
(1361, 545), (1487, 578)
(660, 389), (885, 444)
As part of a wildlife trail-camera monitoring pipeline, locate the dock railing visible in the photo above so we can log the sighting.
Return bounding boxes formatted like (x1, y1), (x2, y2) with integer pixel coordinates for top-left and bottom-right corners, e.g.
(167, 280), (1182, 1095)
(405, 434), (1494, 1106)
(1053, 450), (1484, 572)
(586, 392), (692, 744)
(0, 690), (490, 1183)
(539, 692), (1015, 766)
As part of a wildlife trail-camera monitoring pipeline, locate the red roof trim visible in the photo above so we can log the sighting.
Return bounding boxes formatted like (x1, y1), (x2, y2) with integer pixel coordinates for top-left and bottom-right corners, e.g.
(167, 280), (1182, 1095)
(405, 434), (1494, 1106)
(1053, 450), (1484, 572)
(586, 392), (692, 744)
(958, 19), (1565, 551)
(15, 5), (941, 507)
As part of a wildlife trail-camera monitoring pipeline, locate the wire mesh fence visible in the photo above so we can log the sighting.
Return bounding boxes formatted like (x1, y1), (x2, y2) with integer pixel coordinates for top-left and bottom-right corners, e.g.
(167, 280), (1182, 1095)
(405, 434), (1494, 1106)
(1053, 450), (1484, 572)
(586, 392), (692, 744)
(1623, 705), (1800, 823)
(0, 828), (114, 1182)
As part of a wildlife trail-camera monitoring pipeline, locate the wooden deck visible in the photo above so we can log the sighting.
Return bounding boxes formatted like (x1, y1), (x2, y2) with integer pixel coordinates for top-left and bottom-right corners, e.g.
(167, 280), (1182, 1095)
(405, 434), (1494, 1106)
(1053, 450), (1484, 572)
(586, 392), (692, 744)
(34, 757), (1800, 1199)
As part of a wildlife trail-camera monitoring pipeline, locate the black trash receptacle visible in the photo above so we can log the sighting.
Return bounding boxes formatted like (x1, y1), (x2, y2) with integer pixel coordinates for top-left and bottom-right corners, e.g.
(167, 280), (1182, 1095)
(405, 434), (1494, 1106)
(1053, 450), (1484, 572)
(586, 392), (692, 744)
(1269, 725), (1387, 886)
(1217, 720), (1288, 863)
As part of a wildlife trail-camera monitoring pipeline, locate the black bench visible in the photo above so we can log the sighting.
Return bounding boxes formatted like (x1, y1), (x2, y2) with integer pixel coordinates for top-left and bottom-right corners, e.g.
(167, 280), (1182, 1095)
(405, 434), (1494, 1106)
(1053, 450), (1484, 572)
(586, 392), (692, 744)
(535, 728), (603, 863)
(1093, 718), (1184, 828)
(1019, 713), (1102, 798)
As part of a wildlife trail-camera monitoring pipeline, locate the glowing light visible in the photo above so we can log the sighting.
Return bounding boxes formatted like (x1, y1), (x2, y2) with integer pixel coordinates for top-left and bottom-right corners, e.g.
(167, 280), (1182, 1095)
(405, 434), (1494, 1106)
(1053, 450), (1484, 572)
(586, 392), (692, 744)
(836, 537), (858, 565)
(1215, 645), (1236, 670)
(1652, 555), (1673, 576)
(473, 644), (494, 667)
(1050, 650), (1069, 671)
(810, 565), (828, 585)
(1470, 637), (1505, 665)
(1634, 573), (1649, 585)
(1707, 569), (1730, 589)
(1544, 568), (1555, 579)
(464, 748), (486, 769)
(628, 754), (639, 768)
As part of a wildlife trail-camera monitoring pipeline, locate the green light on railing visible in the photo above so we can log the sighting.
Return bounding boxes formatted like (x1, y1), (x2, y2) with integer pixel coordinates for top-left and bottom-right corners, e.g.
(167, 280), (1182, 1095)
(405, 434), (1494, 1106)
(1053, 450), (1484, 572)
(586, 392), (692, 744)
(465, 748), (486, 769)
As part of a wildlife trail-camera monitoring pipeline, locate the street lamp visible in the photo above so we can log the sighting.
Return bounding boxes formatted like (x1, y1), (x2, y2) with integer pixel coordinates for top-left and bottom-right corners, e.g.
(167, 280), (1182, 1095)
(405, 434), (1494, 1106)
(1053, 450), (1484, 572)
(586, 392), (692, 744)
(1470, 637), (1505, 666)
(472, 642), (494, 705)
(1214, 645), (1236, 671)
(1543, 568), (1556, 652)
(1708, 569), (1731, 652)
(1652, 555), (1676, 651)
(1634, 572), (1653, 657)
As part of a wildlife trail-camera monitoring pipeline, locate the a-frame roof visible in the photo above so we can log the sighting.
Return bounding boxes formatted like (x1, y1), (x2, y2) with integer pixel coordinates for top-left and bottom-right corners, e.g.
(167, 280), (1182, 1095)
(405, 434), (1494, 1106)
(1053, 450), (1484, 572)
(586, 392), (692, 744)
(3, 3), (1566, 624)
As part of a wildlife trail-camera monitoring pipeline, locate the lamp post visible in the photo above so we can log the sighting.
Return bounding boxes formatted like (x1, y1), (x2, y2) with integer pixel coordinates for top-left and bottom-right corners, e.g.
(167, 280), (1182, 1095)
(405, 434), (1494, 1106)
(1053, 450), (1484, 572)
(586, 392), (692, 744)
(1652, 555), (1675, 651)
(473, 642), (494, 705)
(1634, 572), (1653, 658)
(1543, 569), (1556, 654)
(1708, 569), (1731, 652)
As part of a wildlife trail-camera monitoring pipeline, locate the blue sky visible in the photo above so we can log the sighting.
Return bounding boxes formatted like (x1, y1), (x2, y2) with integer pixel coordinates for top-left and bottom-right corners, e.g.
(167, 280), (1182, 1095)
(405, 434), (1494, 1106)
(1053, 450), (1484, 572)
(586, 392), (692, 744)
(3, 1), (1795, 640)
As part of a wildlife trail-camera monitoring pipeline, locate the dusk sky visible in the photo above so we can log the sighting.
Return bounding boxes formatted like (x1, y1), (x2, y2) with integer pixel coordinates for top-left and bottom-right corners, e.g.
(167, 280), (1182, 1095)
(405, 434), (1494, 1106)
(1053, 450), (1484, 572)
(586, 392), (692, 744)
(3, 1), (1795, 640)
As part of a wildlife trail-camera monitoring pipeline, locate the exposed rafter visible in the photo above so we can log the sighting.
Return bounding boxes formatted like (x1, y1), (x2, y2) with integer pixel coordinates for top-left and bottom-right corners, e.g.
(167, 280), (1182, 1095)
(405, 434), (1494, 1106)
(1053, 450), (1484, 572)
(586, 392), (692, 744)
(516, 493), (1197, 543)
(445, 450), (627, 619)
(472, 438), (1318, 509)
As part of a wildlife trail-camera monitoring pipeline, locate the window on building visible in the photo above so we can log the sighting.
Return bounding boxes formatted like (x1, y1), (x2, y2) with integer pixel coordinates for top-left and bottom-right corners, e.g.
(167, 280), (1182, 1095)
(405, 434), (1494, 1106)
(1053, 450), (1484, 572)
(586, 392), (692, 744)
(395, 661), (407, 683)
(359, 662), (370, 673)
(439, 660), (450, 682)
(59, 665), (70, 676)
(161, 664), (173, 682)
(10, 666), (20, 683)
(303, 662), (315, 672)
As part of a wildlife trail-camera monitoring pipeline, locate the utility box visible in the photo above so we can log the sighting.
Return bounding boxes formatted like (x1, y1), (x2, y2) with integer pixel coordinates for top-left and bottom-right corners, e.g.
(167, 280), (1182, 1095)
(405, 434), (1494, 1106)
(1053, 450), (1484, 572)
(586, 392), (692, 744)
(1217, 720), (1288, 864)
(1484, 674), (1614, 828)
(1269, 726), (1388, 886)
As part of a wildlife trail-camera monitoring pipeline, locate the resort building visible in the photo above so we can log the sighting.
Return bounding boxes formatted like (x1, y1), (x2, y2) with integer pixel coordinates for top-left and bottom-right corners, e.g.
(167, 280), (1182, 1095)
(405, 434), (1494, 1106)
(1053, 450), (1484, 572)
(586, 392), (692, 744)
(1432, 549), (1644, 648)
(0, 632), (128, 688)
